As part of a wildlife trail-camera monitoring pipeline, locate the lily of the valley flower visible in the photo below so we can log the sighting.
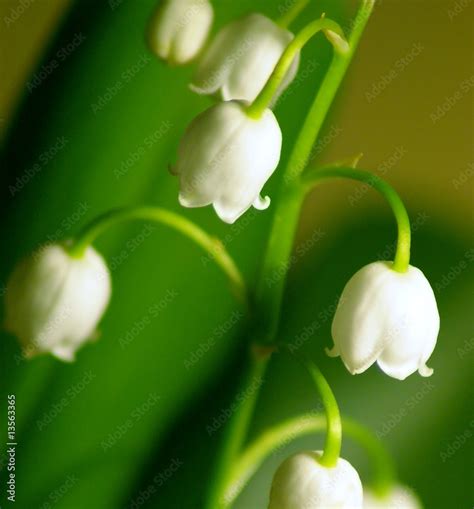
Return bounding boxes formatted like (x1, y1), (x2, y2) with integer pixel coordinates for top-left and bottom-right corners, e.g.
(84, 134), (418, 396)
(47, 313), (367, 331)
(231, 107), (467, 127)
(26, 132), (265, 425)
(328, 261), (440, 381)
(148, 0), (214, 65)
(172, 100), (282, 224)
(268, 451), (363, 508)
(364, 485), (422, 508)
(190, 13), (299, 102)
(5, 244), (111, 362)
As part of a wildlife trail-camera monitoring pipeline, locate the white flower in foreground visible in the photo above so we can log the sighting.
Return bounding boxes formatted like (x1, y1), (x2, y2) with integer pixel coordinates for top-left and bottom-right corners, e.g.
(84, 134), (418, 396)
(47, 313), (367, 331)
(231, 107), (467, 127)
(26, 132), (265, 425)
(328, 262), (439, 381)
(172, 100), (282, 223)
(364, 485), (422, 508)
(268, 451), (363, 509)
(148, 0), (214, 65)
(5, 244), (111, 362)
(190, 13), (299, 102)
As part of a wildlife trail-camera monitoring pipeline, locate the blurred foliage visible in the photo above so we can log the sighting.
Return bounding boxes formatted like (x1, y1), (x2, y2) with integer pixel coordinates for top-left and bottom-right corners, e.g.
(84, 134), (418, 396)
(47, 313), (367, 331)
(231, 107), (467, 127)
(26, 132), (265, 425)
(0, 0), (472, 508)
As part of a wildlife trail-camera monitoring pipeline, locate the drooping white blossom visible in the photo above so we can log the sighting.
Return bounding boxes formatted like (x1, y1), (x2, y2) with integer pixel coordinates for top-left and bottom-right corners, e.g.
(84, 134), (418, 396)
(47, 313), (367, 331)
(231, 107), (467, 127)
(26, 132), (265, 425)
(172, 100), (282, 223)
(328, 262), (439, 380)
(5, 244), (111, 362)
(363, 485), (422, 508)
(190, 13), (299, 102)
(148, 0), (214, 65)
(268, 451), (363, 508)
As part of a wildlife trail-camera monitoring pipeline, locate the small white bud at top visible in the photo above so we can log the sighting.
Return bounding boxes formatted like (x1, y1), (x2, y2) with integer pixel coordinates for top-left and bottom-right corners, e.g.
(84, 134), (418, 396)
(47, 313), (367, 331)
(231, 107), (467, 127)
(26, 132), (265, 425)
(268, 451), (363, 508)
(190, 13), (299, 103)
(5, 243), (111, 362)
(328, 261), (440, 380)
(148, 0), (214, 65)
(172, 100), (282, 224)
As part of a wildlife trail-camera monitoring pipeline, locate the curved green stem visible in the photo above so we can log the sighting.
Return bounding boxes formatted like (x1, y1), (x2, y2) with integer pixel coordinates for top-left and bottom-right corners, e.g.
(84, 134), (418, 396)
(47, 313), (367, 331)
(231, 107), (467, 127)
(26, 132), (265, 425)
(246, 17), (346, 119)
(205, 348), (271, 509)
(303, 360), (341, 467)
(281, 0), (375, 185)
(302, 166), (411, 272)
(276, 0), (311, 29)
(67, 206), (248, 305)
(255, 0), (375, 343)
(224, 414), (396, 506)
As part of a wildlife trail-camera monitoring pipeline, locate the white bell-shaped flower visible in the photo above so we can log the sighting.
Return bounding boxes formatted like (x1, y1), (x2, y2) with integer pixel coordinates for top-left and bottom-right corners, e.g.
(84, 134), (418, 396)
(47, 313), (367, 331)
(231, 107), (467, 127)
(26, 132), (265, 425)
(268, 451), (363, 508)
(328, 262), (440, 380)
(5, 244), (111, 362)
(148, 0), (214, 65)
(364, 485), (422, 508)
(172, 100), (282, 223)
(190, 13), (299, 102)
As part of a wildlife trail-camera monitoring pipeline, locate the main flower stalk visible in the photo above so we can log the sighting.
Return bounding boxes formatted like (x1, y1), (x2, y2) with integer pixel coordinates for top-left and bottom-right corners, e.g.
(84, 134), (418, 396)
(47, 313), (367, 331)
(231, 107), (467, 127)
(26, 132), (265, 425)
(206, 2), (376, 508)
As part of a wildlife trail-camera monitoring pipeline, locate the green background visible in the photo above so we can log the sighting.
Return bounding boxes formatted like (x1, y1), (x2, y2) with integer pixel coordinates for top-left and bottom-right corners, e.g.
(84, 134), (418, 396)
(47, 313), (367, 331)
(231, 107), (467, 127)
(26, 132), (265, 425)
(0, 0), (472, 508)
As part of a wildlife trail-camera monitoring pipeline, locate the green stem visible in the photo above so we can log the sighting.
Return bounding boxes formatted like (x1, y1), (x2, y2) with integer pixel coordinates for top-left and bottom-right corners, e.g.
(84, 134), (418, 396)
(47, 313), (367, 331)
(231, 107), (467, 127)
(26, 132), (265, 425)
(204, 348), (270, 509)
(276, 0), (311, 29)
(303, 360), (341, 467)
(255, 0), (375, 343)
(282, 0), (375, 184)
(205, 3), (375, 507)
(302, 166), (411, 272)
(67, 205), (248, 305)
(246, 17), (346, 119)
(224, 414), (396, 505)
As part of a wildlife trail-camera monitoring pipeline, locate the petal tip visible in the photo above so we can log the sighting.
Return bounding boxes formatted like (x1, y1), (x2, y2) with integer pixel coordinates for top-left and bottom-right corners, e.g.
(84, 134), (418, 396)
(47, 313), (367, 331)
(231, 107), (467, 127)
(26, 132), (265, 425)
(418, 364), (434, 377)
(325, 345), (340, 358)
(253, 195), (271, 211)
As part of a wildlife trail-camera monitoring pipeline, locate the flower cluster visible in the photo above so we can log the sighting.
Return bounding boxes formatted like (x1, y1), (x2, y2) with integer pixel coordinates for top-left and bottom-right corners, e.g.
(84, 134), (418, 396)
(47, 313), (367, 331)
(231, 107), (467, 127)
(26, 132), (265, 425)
(3, 1), (441, 508)
(148, 0), (303, 223)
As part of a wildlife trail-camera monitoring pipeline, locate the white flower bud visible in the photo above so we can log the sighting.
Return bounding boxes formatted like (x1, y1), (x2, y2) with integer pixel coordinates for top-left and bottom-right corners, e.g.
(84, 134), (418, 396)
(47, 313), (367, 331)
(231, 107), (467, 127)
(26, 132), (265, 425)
(190, 13), (299, 102)
(148, 0), (214, 65)
(173, 100), (282, 223)
(268, 451), (363, 508)
(364, 485), (422, 508)
(5, 244), (111, 362)
(328, 262), (439, 380)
